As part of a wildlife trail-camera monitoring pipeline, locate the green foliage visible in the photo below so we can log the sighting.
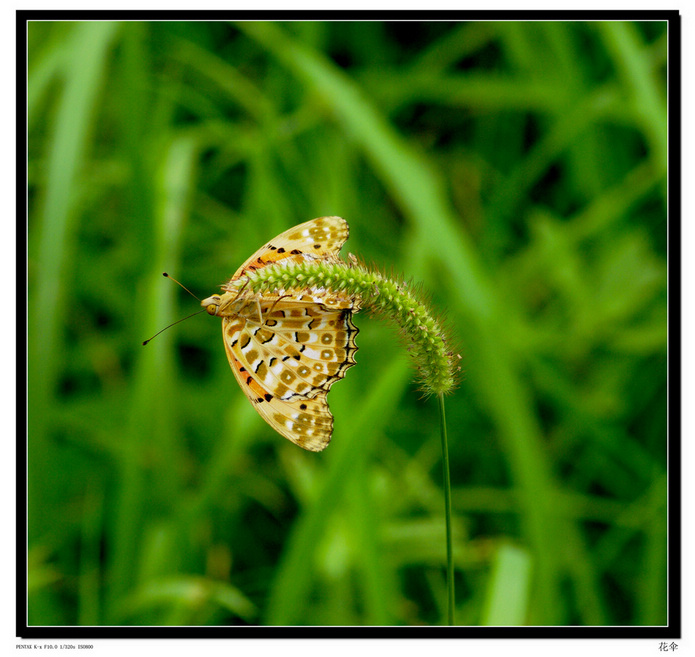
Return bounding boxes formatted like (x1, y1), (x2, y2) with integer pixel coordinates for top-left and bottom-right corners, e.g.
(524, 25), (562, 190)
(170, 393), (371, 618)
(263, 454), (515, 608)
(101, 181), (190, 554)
(27, 20), (668, 626)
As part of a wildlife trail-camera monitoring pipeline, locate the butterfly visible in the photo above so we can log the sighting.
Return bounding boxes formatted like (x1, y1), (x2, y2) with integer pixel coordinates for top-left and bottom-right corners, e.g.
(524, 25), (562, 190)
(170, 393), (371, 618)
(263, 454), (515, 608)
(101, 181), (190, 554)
(201, 216), (360, 451)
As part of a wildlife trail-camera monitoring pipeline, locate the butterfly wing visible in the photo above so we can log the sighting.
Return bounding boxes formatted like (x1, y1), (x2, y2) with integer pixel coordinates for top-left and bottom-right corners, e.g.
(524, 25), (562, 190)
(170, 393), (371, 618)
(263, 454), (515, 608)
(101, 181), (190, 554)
(221, 298), (358, 451)
(230, 216), (349, 281)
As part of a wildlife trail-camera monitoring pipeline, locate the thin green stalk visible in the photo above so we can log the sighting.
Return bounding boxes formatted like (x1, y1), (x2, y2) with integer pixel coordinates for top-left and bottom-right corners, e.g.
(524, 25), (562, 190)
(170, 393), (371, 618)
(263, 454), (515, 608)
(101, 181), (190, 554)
(439, 393), (455, 626)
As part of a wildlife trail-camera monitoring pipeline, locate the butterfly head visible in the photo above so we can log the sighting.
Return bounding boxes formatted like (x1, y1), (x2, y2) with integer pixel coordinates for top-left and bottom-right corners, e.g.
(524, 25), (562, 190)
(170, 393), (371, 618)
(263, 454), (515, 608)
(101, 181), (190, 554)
(202, 294), (222, 316)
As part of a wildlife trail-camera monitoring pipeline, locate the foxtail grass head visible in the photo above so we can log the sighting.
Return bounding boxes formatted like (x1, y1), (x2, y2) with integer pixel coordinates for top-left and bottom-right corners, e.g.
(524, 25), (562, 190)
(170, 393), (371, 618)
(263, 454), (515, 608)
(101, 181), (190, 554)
(240, 256), (461, 397)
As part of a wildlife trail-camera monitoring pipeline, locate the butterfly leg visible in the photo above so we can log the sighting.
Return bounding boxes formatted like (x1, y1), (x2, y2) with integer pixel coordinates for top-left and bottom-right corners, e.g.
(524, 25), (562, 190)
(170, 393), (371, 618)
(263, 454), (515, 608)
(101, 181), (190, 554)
(228, 278), (249, 303)
(253, 296), (263, 324)
(265, 294), (291, 324)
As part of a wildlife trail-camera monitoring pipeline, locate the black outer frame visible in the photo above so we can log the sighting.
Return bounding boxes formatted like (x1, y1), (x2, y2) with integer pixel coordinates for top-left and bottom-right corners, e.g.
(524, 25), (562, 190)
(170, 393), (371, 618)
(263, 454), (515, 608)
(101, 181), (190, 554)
(17, 8), (681, 640)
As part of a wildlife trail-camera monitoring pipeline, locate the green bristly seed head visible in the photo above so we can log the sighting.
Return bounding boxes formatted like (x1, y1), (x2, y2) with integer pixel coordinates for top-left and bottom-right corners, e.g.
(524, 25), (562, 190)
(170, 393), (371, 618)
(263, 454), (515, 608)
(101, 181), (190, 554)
(239, 259), (461, 396)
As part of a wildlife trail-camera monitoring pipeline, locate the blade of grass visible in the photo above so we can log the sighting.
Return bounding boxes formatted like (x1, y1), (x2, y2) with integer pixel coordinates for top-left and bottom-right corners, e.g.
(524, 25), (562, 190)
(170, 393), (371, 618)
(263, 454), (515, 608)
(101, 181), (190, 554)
(596, 22), (667, 174)
(77, 483), (104, 625)
(636, 473), (667, 625)
(481, 543), (532, 625)
(265, 358), (410, 625)
(345, 451), (395, 625)
(438, 393), (455, 625)
(106, 135), (199, 618)
(29, 20), (120, 540)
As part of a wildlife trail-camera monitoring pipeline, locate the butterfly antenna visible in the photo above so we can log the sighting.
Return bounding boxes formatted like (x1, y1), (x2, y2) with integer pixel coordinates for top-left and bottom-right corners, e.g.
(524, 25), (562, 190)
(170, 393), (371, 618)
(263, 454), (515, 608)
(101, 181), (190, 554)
(163, 272), (200, 301)
(142, 273), (205, 345)
(142, 310), (206, 346)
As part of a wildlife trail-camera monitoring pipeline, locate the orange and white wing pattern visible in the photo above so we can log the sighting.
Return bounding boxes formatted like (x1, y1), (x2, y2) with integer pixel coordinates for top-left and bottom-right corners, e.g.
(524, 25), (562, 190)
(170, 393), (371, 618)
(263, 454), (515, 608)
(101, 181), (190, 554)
(202, 217), (359, 451)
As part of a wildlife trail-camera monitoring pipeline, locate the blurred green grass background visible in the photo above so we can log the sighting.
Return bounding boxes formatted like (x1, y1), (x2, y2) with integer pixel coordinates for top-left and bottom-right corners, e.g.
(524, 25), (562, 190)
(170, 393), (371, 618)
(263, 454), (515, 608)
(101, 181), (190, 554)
(27, 20), (668, 626)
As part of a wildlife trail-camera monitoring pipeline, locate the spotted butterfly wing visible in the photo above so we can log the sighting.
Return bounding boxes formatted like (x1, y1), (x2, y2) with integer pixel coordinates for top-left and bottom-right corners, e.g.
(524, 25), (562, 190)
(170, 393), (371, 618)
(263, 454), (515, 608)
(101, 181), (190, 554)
(221, 300), (358, 451)
(201, 216), (359, 451)
(230, 215), (350, 280)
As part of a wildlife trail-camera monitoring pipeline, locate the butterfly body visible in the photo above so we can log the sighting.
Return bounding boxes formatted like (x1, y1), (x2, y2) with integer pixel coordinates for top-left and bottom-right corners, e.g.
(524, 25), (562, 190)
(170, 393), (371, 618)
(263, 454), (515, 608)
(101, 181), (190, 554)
(201, 216), (359, 451)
